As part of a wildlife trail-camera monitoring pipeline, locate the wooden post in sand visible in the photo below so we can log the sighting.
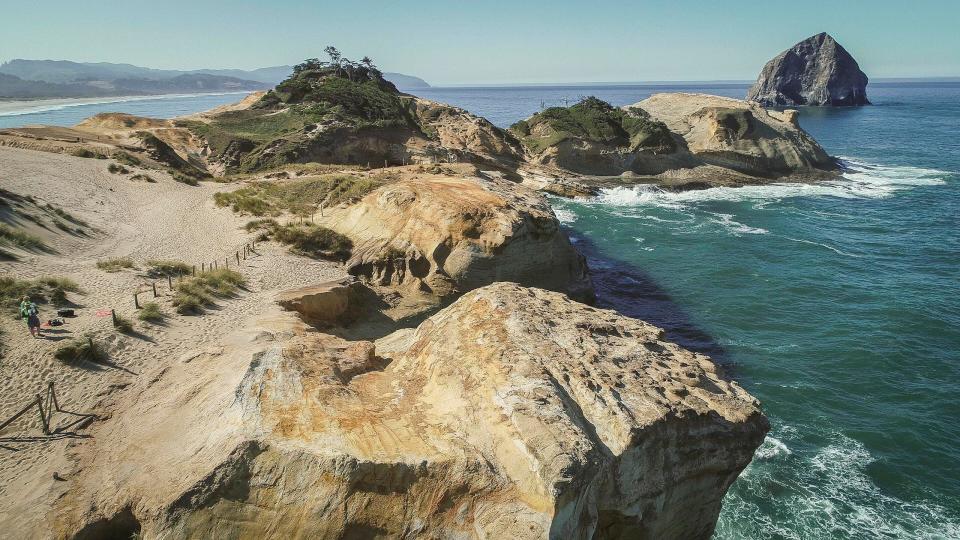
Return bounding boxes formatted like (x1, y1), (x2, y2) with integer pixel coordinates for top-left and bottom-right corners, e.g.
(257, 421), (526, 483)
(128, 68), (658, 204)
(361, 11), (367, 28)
(192, 265), (196, 276)
(202, 262), (205, 273)
(134, 292), (141, 309)
(36, 394), (49, 434)
(236, 251), (240, 265)
(167, 275), (172, 289)
(111, 309), (117, 326)
(152, 282), (157, 297)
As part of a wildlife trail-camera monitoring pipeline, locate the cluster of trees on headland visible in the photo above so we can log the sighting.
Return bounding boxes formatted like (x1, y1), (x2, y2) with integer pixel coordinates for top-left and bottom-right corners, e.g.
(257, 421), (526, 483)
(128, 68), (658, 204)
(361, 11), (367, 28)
(293, 47), (382, 83)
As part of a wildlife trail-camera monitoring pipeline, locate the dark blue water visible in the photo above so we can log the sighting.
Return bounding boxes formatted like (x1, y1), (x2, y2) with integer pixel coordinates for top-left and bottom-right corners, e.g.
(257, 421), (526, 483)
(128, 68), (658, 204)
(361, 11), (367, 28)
(2, 82), (958, 538)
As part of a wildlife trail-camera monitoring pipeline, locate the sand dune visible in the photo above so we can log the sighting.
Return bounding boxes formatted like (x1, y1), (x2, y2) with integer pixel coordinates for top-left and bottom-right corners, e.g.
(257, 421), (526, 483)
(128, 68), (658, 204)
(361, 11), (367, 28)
(0, 146), (346, 532)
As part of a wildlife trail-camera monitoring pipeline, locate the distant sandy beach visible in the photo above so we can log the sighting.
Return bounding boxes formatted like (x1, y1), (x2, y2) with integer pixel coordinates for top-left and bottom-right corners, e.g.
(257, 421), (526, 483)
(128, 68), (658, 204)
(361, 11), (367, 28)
(0, 92), (252, 117)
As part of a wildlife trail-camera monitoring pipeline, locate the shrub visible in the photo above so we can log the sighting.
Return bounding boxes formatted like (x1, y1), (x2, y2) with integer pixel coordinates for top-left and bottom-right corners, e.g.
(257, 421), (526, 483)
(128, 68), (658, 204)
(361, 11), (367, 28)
(107, 163), (129, 174)
(146, 260), (191, 277)
(97, 258), (136, 272)
(54, 336), (101, 363)
(137, 302), (164, 323)
(131, 174), (156, 183)
(271, 223), (352, 260)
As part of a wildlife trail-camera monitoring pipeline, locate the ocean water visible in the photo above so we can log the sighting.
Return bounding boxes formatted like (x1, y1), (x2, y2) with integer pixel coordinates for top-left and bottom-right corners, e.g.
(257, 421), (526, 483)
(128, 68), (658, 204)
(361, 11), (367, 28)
(3, 83), (958, 537)
(435, 82), (960, 538)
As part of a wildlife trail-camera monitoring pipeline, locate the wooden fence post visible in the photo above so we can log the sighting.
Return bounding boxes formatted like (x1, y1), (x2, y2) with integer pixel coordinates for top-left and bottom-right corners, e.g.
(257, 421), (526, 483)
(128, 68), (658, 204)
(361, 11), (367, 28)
(152, 282), (157, 297)
(111, 309), (117, 326)
(36, 395), (49, 435)
(193, 265), (196, 276)
(202, 262), (205, 272)
(167, 275), (172, 288)
(236, 251), (240, 264)
(134, 292), (140, 309)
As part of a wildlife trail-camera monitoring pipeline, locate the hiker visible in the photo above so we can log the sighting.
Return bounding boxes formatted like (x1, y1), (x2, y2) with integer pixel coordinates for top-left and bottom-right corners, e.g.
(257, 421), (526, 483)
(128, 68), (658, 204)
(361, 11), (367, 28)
(20, 296), (42, 338)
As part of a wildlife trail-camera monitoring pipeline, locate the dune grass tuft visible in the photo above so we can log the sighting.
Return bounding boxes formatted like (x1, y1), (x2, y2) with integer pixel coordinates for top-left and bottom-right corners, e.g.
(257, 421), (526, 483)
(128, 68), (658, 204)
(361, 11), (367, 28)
(113, 313), (135, 334)
(96, 258), (136, 273)
(0, 223), (46, 250)
(146, 260), (192, 277)
(137, 302), (165, 323)
(54, 336), (102, 363)
(0, 276), (81, 308)
(172, 269), (245, 314)
(269, 223), (353, 261)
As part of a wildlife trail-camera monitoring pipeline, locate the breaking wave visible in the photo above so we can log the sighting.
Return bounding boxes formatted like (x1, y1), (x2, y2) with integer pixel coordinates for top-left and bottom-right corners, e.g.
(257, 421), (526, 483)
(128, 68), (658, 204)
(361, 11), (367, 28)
(588, 158), (948, 209)
(717, 432), (960, 539)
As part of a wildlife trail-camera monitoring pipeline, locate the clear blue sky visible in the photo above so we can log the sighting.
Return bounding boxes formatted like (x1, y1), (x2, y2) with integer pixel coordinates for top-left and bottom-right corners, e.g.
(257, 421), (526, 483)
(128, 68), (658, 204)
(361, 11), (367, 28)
(2, 0), (957, 85)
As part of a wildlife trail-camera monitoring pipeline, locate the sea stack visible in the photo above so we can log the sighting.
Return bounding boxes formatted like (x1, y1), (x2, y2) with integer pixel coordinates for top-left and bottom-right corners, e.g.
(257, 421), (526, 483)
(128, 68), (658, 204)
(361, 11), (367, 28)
(747, 32), (869, 106)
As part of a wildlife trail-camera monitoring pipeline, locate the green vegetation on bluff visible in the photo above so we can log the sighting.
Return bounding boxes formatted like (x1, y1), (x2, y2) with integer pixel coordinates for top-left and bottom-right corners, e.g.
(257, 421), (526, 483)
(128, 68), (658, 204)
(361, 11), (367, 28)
(214, 174), (382, 217)
(510, 97), (675, 154)
(180, 48), (419, 173)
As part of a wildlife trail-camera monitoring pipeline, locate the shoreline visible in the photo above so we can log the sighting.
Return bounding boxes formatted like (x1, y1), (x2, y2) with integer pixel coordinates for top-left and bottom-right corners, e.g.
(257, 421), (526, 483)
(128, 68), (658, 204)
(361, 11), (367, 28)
(0, 91), (253, 117)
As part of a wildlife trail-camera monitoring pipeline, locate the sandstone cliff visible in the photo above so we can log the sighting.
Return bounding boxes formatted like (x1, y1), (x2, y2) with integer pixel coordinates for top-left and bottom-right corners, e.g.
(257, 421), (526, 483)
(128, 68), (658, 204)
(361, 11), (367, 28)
(54, 283), (768, 539)
(318, 165), (594, 304)
(747, 32), (869, 106)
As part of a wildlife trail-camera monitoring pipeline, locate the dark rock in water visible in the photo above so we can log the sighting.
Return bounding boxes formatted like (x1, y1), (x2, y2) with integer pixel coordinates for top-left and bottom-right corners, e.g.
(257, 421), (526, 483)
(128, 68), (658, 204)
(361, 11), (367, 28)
(747, 33), (869, 106)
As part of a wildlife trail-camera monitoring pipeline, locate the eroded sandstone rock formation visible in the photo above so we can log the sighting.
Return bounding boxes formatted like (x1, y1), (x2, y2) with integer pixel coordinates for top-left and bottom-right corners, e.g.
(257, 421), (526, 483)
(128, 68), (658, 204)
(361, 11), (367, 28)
(747, 32), (869, 106)
(54, 283), (768, 539)
(319, 167), (594, 303)
(514, 93), (835, 184)
(639, 92), (835, 176)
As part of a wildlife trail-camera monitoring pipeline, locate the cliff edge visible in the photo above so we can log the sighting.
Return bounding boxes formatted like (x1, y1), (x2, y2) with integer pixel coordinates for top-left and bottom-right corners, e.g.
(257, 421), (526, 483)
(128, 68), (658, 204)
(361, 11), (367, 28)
(53, 283), (768, 539)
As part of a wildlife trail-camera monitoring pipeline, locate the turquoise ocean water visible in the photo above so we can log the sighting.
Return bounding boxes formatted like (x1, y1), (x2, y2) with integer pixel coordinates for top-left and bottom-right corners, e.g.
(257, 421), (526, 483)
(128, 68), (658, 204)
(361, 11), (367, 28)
(4, 82), (958, 538)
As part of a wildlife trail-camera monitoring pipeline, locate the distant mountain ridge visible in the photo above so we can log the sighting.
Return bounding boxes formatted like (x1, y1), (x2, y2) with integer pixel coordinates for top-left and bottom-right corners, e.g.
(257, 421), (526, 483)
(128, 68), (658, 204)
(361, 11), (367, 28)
(0, 59), (430, 99)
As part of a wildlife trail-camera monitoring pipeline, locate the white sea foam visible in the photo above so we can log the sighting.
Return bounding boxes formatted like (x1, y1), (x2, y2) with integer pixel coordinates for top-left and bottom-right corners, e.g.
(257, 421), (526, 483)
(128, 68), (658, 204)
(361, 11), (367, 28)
(709, 213), (769, 235)
(717, 432), (960, 540)
(754, 435), (793, 460)
(0, 91), (252, 117)
(552, 207), (578, 224)
(588, 158), (949, 210)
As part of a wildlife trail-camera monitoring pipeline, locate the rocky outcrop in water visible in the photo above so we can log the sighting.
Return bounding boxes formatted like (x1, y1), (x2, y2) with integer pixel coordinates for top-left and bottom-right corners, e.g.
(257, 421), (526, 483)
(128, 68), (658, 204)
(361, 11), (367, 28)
(54, 283), (768, 539)
(747, 33), (869, 106)
(514, 93), (835, 185)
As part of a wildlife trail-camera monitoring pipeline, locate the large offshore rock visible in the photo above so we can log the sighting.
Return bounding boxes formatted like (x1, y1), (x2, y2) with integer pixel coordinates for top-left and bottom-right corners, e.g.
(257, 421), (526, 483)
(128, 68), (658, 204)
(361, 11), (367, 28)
(321, 167), (594, 303)
(747, 32), (870, 106)
(53, 283), (768, 539)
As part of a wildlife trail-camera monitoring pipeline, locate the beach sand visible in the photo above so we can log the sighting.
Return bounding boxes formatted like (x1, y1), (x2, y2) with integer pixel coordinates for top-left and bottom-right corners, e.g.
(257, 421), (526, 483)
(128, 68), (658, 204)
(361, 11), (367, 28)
(0, 145), (346, 532)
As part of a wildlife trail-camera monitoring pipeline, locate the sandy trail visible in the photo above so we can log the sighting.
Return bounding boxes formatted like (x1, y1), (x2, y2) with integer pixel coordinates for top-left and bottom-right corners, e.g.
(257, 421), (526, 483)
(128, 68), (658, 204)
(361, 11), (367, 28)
(0, 146), (346, 532)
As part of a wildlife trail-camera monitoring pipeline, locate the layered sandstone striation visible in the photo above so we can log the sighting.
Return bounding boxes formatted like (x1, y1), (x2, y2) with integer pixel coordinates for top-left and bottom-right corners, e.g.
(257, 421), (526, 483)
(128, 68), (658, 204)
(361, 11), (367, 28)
(54, 283), (768, 539)
(747, 32), (869, 106)
(319, 166), (594, 303)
